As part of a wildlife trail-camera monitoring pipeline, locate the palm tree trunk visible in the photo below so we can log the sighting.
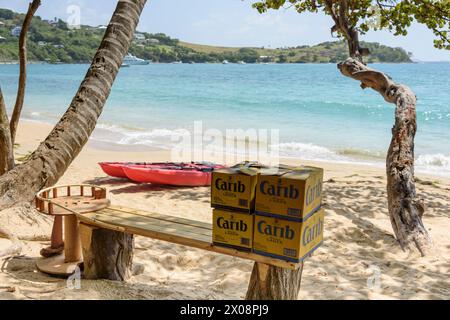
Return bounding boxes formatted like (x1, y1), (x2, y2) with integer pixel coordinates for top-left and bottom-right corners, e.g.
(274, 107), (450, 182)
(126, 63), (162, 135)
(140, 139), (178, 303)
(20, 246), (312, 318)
(9, 0), (41, 145)
(0, 88), (14, 175)
(0, 0), (147, 210)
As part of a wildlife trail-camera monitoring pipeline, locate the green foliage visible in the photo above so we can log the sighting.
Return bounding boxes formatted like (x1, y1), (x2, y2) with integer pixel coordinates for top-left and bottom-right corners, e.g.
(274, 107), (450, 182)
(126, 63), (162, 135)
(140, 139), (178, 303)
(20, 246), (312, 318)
(0, 8), (412, 63)
(0, 9), (15, 20)
(252, 0), (450, 50)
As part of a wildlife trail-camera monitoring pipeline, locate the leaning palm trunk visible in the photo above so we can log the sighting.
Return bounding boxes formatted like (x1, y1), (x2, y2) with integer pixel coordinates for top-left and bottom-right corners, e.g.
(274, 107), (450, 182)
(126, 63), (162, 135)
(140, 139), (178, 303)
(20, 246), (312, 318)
(0, 0), (147, 210)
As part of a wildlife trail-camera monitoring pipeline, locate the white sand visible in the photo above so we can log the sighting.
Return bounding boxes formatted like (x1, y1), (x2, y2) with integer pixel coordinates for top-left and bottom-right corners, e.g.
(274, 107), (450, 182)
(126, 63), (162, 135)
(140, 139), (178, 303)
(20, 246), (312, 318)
(1, 121), (449, 300)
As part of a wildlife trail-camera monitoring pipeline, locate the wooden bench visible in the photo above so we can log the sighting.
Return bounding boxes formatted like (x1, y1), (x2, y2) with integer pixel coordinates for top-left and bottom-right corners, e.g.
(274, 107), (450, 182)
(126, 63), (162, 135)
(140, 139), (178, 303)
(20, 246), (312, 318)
(36, 185), (305, 300)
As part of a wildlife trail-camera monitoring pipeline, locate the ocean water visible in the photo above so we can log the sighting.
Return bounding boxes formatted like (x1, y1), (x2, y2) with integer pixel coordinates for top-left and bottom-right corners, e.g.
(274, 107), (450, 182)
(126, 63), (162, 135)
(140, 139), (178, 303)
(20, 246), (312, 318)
(0, 62), (449, 176)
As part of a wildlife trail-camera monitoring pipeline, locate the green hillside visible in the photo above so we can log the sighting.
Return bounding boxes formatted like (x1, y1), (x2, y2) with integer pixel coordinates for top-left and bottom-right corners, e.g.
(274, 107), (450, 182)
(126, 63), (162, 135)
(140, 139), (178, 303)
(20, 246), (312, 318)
(0, 8), (412, 64)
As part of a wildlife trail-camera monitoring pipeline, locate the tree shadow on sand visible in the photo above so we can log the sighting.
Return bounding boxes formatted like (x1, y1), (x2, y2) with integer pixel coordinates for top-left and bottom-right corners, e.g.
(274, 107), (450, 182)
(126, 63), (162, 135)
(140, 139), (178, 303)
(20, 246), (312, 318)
(300, 179), (450, 300)
(1, 243), (250, 299)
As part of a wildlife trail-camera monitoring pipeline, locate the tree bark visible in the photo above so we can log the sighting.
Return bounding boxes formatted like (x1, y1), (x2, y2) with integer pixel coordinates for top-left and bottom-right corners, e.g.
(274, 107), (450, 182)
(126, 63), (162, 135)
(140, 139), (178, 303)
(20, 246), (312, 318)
(324, 0), (368, 61)
(338, 58), (432, 255)
(245, 262), (304, 300)
(0, 88), (14, 175)
(80, 224), (134, 281)
(0, 0), (147, 210)
(322, 1), (430, 255)
(9, 0), (41, 145)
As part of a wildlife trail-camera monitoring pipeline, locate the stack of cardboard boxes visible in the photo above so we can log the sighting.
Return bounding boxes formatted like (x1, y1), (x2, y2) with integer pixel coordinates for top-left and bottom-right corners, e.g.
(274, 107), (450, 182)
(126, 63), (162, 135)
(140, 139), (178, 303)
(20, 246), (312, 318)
(211, 165), (259, 251)
(253, 166), (324, 262)
(211, 164), (324, 263)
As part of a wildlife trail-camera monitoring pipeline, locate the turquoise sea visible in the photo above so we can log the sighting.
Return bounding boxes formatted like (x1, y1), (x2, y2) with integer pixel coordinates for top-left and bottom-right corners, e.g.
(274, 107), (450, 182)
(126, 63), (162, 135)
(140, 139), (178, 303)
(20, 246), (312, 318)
(0, 62), (449, 177)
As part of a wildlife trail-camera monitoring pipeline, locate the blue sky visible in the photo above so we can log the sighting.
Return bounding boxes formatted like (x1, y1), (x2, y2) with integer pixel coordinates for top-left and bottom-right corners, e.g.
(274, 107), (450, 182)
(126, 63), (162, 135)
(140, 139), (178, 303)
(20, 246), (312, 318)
(1, 0), (449, 61)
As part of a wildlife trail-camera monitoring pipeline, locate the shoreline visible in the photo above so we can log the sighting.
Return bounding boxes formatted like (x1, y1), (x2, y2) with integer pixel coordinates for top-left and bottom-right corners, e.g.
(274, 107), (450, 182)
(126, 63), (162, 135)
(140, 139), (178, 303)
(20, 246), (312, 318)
(16, 119), (450, 183)
(0, 61), (420, 65)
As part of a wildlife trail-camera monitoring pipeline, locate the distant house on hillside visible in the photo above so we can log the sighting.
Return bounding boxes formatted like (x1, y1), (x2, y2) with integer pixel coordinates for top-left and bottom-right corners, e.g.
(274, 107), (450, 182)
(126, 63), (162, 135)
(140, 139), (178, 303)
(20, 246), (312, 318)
(259, 55), (274, 63)
(146, 38), (159, 45)
(133, 32), (145, 41)
(37, 41), (47, 46)
(0, 21), (5, 27)
(0, 36), (6, 43)
(11, 26), (21, 37)
(44, 18), (59, 26)
(97, 25), (107, 30)
(53, 44), (64, 49)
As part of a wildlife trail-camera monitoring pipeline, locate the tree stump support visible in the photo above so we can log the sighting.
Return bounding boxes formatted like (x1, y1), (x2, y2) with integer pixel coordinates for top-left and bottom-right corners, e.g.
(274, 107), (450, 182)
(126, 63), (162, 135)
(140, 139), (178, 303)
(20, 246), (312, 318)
(80, 223), (134, 281)
(245, 262), (304, 300)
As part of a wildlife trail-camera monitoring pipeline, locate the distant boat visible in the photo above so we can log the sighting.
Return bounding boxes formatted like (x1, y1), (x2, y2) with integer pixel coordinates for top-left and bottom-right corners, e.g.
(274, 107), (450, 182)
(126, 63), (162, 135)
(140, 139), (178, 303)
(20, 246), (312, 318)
(222, 60), (229, 64)
(172, 61), (182, 64)
(120, 63), (130, 68)
(123, 53), (149, 65)
(237, 61), (246, 64)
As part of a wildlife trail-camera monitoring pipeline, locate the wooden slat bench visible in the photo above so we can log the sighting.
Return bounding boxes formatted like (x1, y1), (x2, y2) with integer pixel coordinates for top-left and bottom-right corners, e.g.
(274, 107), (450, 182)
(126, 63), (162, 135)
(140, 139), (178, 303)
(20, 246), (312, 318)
(79, 205), (301, 270)
(36, 185), (306, 300)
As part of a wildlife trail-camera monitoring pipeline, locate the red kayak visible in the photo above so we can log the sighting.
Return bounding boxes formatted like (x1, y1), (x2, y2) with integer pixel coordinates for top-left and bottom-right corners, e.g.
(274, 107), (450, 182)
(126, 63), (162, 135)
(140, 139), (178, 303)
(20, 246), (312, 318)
(99, 162), (225, 186)
(99, 162), (130, 178)
(99, 162), (175, 178)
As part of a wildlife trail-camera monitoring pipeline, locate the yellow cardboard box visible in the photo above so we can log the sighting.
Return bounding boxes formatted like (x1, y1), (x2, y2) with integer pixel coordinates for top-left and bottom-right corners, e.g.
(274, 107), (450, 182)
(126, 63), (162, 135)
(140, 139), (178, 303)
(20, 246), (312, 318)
(253, 208), (324, 262)
(212, 208), (254, 251)
(211, 166), (260, 212)
(255, 166), (323, 221)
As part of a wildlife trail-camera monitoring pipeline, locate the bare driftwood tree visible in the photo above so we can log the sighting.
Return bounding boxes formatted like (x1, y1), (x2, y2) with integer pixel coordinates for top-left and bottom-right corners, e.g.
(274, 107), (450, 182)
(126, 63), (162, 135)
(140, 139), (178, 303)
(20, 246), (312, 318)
(337, 58), (430, 254)
(323, 0), (432, 255)
(253, 0), (449, 256)
(0, 0), (147, 210)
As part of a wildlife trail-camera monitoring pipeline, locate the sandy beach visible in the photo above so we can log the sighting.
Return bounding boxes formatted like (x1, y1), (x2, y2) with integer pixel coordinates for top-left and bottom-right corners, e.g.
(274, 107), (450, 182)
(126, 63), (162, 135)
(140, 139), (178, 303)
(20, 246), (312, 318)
(1, 120), (449, 300)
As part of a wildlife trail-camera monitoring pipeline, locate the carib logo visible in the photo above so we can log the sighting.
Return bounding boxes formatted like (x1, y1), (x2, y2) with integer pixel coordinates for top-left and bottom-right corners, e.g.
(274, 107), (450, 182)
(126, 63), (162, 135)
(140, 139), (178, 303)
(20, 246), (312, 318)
(259, 180), (299, 199)
(217, 217), (248, 232)
(305, 180), (322, 206)
(302, 218), (323, 246)
(257, 220), (295, 240)
(215, 178), (246, 193)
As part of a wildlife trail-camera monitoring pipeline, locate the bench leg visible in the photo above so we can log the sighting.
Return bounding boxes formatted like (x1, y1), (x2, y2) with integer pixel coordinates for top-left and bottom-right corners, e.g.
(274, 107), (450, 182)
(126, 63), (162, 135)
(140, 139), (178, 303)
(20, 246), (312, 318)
(80, 224), (134, 281)
(245, 262), (304, 300)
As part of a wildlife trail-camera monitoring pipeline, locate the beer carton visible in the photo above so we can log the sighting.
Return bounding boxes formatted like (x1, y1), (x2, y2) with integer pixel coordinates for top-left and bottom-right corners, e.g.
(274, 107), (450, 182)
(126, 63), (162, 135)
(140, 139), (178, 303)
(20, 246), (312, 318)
(211, 166), (259, 212)
(255, 166), (323, 221)
(253, 208), (324, 262)
(212, 208), (254, 251)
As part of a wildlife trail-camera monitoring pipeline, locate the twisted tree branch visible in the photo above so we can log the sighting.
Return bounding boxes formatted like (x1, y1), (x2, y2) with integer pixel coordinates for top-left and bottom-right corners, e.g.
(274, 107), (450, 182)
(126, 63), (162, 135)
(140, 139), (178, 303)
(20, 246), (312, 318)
(338, 58), (432, 255)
